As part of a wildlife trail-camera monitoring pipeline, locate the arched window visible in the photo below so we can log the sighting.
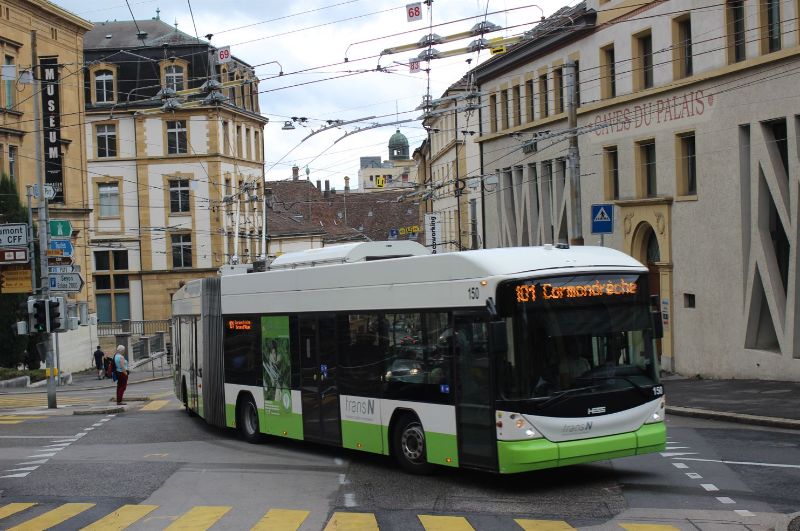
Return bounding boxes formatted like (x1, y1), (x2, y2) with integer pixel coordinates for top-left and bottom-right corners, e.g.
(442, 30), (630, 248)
(95, 70), (114, 103)
(165, 65), (185, 92)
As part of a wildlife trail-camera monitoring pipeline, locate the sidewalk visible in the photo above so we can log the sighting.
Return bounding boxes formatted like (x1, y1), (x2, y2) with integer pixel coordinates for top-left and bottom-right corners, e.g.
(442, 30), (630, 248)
(663, 376), (800, 430)
(68, 366), (172, 391)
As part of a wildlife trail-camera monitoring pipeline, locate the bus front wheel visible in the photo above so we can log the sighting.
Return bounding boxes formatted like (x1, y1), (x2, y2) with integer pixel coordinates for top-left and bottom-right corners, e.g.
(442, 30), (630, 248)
(393, 415), (434, 474)
(238, 396), (261, 444)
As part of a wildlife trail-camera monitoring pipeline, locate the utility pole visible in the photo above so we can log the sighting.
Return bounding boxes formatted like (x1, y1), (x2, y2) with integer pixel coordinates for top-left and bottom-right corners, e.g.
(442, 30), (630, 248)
(566, 60), (584, 246)
(32, 30), (56, 408)
(25, 185), (36, 293)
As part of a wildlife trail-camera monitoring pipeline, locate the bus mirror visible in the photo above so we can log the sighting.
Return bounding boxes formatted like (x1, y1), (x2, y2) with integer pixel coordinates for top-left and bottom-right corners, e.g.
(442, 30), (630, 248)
(650, 295), (664, 339)
(489, 321), (508, 354)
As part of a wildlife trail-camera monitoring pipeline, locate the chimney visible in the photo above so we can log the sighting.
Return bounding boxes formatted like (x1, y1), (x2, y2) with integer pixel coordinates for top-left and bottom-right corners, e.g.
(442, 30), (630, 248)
(316, 179), (321, 191)
(324, 180), (330, 198)
(344, 176), (350, 192)
(292, 165), (299, 180)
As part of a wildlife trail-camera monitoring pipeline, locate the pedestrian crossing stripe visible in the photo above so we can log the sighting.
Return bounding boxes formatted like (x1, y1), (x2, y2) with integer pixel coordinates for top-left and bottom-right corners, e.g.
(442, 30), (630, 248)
(593, 207), (611, 222)
(0, 502), (718, 530)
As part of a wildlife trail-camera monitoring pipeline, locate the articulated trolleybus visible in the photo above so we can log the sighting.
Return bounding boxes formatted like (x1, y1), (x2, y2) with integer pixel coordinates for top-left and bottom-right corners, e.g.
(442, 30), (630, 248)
(172, 241), (665, 474)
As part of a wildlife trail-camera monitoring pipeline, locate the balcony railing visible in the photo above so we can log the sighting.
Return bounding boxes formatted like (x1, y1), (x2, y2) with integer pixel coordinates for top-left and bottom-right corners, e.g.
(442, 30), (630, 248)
(97, 319), (170, 337)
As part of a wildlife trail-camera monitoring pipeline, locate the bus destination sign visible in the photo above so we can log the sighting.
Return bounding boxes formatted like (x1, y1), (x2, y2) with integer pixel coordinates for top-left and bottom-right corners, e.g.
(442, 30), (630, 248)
(227, 319), (253, 331)
(515, 277), (638, 304)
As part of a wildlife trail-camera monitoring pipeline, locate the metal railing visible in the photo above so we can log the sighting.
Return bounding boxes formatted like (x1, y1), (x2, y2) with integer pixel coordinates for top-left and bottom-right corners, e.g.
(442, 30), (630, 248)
(98, 319), (170, 337)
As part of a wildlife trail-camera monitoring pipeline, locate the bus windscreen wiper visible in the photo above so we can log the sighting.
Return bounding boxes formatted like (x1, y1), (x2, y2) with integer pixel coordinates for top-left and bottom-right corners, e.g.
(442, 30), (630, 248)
(537, 385), (601, 408)
(577, 375), (650, 398)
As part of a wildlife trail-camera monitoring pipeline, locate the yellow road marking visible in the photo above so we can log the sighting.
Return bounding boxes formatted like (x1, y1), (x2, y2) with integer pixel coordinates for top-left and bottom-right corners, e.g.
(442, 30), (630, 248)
(0, 420), (23, 424)
(81, 504), (158, 531)
(0, 416), (47, 420)
(140, 400), (169, 411)
(419, 515), (474, 530)
(7, 503), (95, 531)
(0, 503), (36, 521)
(164, 506), (231, 530)
(323, 512), (379, 530)
(620, 525), (681, 531)
(251, 508), (310, 530)
(515, 520), (576, 530)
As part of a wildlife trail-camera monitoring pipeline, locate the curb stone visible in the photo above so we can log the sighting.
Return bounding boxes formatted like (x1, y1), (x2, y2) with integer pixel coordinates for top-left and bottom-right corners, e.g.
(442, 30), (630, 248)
(73, 405), (126, 415)
(107, 396), (149, 402)
(667, 405), (800, 430)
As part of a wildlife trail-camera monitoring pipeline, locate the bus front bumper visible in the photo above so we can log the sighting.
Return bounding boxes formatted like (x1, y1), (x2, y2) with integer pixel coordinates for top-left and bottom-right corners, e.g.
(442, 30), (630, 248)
(496, 422), (666, 474)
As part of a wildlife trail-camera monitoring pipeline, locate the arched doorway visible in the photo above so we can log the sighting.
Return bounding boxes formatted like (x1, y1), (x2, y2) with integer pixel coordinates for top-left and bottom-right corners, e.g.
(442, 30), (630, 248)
(633, 223), (663, 362)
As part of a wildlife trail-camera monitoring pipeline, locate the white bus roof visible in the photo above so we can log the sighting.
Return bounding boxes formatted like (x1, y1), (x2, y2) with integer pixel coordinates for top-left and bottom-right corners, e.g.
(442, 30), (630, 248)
(269, 241), (429, 270)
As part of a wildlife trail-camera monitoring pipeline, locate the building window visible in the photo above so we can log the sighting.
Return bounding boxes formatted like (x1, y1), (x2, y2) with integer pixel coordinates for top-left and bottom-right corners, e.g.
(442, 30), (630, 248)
(8, 145), (16, 184)
(524, 79), (534, 122)
(488, 94), (497, 133)
(674, 16), (693, 78)
(604, 146), (619, 200)
(677, 133), (697, 196)
(166, 120), (187, 154)
(254, 130), (260, 161)
(512, 84), (521, 127)
(96, 124), (117, 158)
(727, 0), (746, 63)
(98, 182), (120, 217)
(246, 128), (252, 160)
(637, 140), (657, 197)
(538, 74), (549, 117)
(601, 44), (616, 99)
(634, 31), (654, 90)
(4, 55), (14, 109)
(222, 121), (230, 155)
(500, 89), (509, 130)
(236, 125), (242, 157)
(165, 64), (185, 92)
(763, 0), (781, 53)
(171, 234), (192, 268)
(94, 70), (114, 103)
(169, 179), (190, 213)
(94, 250), (130, 323)
(765, 118), (788, 179)
(553, 67), (564, 114)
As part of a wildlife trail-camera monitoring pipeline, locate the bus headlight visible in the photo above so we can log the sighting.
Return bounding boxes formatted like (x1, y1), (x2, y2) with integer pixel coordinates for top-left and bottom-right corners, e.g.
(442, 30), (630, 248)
(496, 411), (543, 441)
(645, 397), (666, 423)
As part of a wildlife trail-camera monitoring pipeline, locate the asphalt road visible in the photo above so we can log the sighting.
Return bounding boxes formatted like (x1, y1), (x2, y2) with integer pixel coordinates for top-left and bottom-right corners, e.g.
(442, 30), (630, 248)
(0, 379), (798, 530)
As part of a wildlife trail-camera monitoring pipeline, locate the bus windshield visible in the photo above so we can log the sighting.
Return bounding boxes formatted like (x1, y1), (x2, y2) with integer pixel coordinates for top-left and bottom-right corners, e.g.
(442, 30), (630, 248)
(497, 273), (660, 401)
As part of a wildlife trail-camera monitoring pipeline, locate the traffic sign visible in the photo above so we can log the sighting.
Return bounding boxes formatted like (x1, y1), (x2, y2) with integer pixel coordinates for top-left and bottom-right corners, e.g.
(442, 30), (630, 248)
(0, 266), (32, 294)
(32, 184), (55, 200)
(0, 223), (28, 247)
(0, 247), (29, 265)
(48, 272), (84, 293)
(406, 2), (422, 21)
(591, 204), (614, 234)
(49, 219), (72, 238)
(48, 239), (74, 257)
(48, 265), (78, 274)
(47, 256), (74, 266)
(216, 46), (231, 64)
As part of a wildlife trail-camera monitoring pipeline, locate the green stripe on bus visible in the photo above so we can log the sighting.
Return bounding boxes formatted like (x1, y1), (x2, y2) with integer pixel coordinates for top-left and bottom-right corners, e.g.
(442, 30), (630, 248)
(341, 420), (384, 454)
(263, 412), (304, 440)
(497, 422), (666, 474)
(426, 431), (459, 467)
(225, 403), (236, 428)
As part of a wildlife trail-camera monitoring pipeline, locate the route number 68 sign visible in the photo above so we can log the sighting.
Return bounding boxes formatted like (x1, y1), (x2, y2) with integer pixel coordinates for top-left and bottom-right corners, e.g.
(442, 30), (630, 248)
(406, 2), (422, 21)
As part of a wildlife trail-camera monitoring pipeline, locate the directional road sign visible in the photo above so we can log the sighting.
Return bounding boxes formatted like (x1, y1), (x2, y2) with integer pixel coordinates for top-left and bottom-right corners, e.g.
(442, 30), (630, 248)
(0, 247), (29, 265)
(48, 239), (74, 257)
(1, 265), (33, 294)
(591, 204), (614, 235)
(49, 219), (72, 238)
(47, 256), (74, 266)
(48, 265), (79, 274)
(49, 272), (84, 293)
(0, 223), (28, 247)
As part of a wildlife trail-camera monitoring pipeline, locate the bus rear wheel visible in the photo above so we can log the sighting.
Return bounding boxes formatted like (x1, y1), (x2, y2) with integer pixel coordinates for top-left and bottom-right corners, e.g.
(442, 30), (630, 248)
(238, 396), (261, 443)
(393, 415), (434, 474)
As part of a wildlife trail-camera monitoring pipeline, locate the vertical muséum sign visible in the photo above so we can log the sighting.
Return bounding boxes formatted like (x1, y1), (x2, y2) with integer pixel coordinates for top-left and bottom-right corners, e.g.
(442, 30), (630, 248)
(40, 58), (63, 203)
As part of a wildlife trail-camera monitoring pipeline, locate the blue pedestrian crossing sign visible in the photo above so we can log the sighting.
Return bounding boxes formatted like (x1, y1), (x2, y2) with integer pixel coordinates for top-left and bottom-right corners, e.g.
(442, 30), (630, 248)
(591, 204), (614, 234)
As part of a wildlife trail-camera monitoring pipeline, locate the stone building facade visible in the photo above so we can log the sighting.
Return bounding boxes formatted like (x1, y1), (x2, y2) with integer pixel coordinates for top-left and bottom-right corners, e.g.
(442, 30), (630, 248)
(471, 0), (800, 380)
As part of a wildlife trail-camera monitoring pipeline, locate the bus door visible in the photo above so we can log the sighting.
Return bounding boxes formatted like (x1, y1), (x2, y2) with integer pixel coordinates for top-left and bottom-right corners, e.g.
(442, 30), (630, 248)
(454, 314), (496, 470)
(300, 316), (342, 445)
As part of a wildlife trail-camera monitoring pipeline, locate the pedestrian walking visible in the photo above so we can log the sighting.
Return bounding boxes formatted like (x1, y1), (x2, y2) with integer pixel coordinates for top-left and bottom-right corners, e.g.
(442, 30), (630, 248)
(93, 345), (105, 379)
(113, 345), (129, 405)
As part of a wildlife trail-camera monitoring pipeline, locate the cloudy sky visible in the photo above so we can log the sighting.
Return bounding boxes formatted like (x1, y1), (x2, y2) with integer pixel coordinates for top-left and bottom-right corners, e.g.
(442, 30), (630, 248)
(56, 0), (567, 190)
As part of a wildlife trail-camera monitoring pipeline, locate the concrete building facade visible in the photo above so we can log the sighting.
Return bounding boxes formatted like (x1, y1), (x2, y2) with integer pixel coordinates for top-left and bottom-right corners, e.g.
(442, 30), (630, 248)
(83, 19), (267, 322)
(0, 0), (95, 372)
(471, 0), (800, 380)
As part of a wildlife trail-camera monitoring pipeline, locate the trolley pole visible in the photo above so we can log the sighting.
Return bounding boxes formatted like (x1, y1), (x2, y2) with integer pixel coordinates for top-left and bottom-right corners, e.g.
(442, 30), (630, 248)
(565, 60), (584, 246)
(32, 30), (56, 408)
